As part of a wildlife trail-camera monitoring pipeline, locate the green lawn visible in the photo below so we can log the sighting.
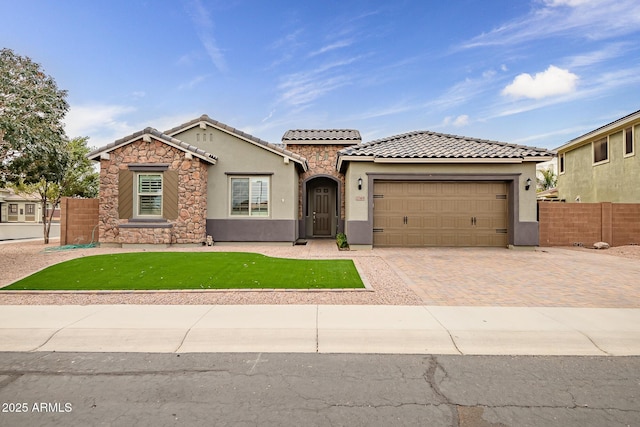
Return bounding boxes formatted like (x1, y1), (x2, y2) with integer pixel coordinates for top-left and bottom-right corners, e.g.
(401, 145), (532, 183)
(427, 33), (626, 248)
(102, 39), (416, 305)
(3, 252), (364, 290)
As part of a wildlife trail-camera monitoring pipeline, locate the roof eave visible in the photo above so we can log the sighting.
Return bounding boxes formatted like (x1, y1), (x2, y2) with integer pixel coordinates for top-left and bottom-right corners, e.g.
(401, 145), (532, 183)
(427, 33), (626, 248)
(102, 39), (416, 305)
(372, 157), (524, 164)
(555, 110), (640, 152)
(87, 130), (218, 165)
(336, 155), (376, 172)
(522, 155), (555, 162)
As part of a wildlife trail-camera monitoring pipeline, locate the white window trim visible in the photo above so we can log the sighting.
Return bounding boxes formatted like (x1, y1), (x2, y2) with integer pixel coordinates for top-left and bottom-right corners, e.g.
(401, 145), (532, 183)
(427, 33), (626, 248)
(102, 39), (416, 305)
(229, 176), (271, 218)
(592, 136), (610, 166)
(134, 172), (163, 218)
(624, 126), (635, 158)
(558, 152), (565, 175)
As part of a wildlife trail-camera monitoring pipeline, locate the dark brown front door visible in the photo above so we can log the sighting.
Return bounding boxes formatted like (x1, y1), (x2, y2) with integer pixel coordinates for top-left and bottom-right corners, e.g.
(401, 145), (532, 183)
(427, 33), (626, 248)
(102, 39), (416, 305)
(313, 187), (331, 236)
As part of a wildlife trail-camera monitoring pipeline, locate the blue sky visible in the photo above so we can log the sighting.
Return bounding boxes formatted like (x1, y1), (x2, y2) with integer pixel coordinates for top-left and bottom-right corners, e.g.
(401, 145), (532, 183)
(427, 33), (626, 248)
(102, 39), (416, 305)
(2, 0), (639, 150)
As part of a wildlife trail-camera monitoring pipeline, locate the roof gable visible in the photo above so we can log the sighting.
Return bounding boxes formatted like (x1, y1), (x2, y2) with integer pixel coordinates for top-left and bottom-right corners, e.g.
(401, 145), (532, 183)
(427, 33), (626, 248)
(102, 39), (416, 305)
(555, 109), (640, 152)
(337, 130), (554, 170)
(166, 115), (308, 171)
(87, 128), (218, 164)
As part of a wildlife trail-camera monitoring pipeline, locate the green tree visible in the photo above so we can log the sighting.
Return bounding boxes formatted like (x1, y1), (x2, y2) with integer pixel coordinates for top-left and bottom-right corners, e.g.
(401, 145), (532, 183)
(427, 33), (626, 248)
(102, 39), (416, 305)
(10, 137), (99, 243)
(63, 136), (99, 199)
(537, 167), (557, 191)
(0, 49), (99, 243)
(0, 48), (69, 183)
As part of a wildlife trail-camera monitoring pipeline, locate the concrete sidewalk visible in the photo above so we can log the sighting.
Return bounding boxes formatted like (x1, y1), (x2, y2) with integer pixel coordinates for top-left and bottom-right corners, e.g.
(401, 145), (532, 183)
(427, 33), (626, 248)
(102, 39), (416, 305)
(1, 305), (639, 356)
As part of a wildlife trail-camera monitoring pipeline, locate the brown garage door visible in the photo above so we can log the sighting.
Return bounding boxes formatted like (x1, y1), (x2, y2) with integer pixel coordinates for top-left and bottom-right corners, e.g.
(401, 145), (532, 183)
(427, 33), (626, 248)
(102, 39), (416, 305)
(373, 181), (508, 247)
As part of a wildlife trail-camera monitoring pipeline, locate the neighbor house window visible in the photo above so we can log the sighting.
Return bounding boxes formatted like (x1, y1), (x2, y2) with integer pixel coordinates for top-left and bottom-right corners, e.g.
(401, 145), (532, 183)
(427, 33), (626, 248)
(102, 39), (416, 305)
(25, 204), (35, 215)
(230, 177), (270, 217)
(559, 153), (565, 174)
(9, 204), (18, 214)
(593, 137), (608, 164)
(625, 127), (634, 156)
(136, 173), (163, 216)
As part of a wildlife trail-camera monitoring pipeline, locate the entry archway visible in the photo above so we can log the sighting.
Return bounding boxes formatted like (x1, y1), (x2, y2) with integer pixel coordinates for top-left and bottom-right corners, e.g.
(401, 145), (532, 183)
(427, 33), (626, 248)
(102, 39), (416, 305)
(302, 175), (341, 238)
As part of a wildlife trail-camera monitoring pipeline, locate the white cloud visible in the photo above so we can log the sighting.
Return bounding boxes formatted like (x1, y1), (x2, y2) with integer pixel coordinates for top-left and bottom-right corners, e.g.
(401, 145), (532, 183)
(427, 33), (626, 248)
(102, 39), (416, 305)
(453, 115), (469, 126)
(459, 0), (640, 48)
(564, 43), (629, 68)
(64, 106), (202, 149)
(279, 74), (350, 106)
(443, 115), (470, 127)
(64, 104), (136, 143)
(277, 57), (362, 107)
(184, 0), (227, 73)
(261, 109), (275, 123)
(543, 0), (593, 6)
(177, 74), (209, 90)
(149, 113), (202, 134)
(347, 101), (417, 121)
(502, 65), (578, 99)
(308, 40), (353, 57)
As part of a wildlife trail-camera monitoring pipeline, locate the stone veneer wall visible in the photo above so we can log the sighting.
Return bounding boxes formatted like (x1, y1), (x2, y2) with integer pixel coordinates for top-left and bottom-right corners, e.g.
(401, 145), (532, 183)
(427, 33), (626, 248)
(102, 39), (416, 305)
(99, 139), (208, 245)
(285, 144), (346, 220)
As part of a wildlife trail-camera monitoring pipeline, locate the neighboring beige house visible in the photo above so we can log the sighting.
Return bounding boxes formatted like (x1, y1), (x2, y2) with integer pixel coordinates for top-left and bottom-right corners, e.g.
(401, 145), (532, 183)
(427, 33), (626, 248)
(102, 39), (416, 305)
(556, 110), (639, 203)
(0, 188), (44, 223)
(89, 115), (553, 248)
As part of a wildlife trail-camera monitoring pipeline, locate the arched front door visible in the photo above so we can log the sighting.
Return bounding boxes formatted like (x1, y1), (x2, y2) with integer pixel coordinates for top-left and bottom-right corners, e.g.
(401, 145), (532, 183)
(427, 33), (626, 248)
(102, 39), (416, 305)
(306, 177), (338, 237)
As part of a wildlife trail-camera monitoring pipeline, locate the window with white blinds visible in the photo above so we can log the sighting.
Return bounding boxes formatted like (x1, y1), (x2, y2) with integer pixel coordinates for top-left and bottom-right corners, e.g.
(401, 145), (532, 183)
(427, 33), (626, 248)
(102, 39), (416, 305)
(137, 174), (163, 216)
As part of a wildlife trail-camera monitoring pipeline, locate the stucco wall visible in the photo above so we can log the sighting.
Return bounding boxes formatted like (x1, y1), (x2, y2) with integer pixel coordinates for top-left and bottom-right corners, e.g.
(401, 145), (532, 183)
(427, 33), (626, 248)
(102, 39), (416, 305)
(342, 161), (539, 247)
(173, 126), (299, 221)
(558, 123), (640, 203)
(344, 162), (538, 221)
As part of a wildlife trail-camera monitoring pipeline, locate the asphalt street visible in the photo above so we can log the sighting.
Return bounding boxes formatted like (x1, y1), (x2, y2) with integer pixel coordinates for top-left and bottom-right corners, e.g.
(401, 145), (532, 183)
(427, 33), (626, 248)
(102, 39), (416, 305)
(0, 352), (638, 427)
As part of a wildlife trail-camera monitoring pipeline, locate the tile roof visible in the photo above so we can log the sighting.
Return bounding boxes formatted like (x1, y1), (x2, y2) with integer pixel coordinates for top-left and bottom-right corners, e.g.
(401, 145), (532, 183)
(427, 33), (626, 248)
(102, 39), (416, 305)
(282, 129), (362, 141)
(0, 187), (40, 201)
(339, 130), (554, 160)
(87, 127), (218, 164)
(166, 115), (308, 170)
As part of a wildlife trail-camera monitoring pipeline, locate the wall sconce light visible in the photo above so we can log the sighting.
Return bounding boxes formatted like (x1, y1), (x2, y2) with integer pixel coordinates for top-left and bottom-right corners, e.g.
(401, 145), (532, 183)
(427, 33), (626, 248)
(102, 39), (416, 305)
(357, 177), (363, 190)
(525, 178), (532, 191)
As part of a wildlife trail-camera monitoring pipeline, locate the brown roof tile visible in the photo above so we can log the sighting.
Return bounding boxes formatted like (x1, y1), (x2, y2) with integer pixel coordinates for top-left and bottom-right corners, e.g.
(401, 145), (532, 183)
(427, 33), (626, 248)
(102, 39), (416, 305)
(282, 129), (361, 141)
(339, 130), (553, 159)
(87, 127), (218, 164)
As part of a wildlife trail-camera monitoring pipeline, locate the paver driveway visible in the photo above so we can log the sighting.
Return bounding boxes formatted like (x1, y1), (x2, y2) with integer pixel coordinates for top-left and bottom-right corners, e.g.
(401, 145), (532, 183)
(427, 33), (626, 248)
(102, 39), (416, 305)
(376, 247), (640, 307)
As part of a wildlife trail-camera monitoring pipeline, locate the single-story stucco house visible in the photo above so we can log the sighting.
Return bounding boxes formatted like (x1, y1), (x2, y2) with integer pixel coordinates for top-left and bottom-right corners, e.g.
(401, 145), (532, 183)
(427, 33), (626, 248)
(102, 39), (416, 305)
(0, 188), (58, 223)
(88, 115), (553, 249)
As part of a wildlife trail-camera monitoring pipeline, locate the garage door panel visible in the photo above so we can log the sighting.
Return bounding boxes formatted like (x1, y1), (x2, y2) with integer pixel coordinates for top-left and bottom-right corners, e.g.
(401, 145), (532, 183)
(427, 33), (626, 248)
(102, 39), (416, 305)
(373, 181), (509, 247)
(406, 199), (423, 212)
(474, 231), (508, 247)
(422, 200), (439, 212)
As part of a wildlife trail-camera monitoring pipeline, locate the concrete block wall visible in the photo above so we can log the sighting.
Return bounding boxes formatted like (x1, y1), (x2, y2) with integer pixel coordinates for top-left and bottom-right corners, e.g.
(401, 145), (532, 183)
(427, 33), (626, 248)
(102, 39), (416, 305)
(612, 204), (640, 246)
(60, 198), (99, 245)
(538, 202), (640, 247)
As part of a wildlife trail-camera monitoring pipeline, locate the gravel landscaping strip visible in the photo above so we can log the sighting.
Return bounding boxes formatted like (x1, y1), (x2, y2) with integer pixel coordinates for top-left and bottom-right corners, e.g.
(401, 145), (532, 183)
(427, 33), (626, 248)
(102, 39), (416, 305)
(0, 239), (424, 305)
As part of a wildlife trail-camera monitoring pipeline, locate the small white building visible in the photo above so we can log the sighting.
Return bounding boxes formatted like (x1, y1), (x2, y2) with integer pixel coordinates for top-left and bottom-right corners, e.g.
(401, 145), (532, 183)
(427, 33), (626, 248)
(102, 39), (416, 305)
(0, 188), (58, 223)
